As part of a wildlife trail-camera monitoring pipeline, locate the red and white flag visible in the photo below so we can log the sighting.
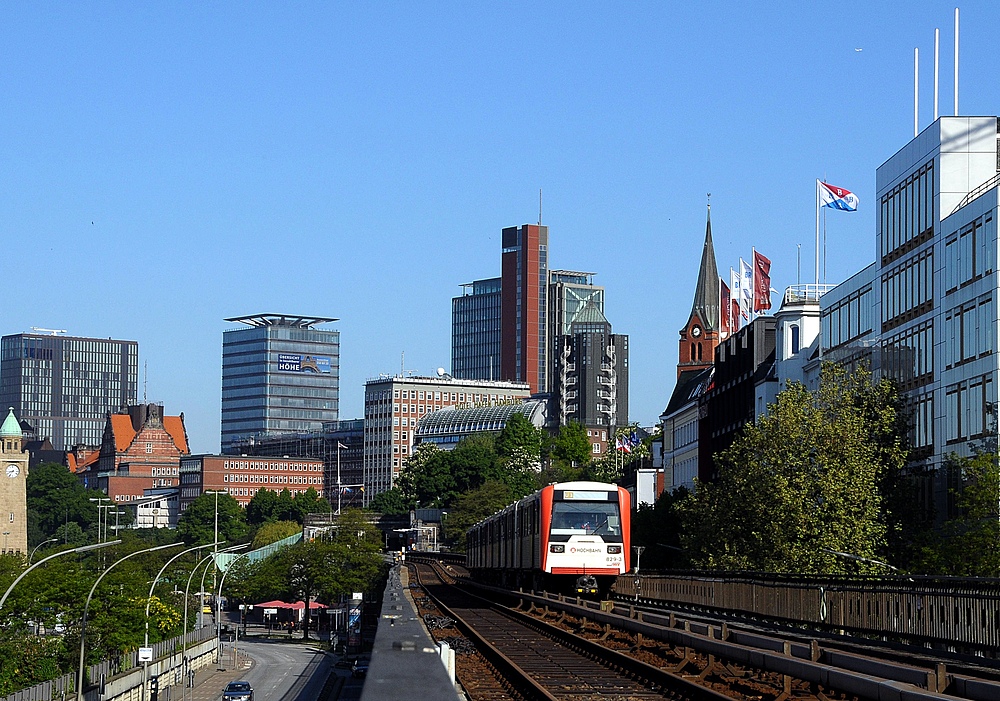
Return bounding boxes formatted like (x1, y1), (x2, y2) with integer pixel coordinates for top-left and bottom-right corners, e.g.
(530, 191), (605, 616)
(720, 278), (731, 337)
(753, 249), (772, 312)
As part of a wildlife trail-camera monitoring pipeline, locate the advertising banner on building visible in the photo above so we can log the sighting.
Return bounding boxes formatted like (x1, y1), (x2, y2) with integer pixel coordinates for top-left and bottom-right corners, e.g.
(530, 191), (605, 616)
(277, 353), (332, 373)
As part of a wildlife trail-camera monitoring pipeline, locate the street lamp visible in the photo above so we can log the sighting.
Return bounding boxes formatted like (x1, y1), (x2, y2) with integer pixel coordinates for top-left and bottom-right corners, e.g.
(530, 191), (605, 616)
(76, 543), (182, 701)
(141, 543), (221, 701)
(28, 538), (58, 564)
(0, 540), (121, 609)
(215, 549), (252, 667)
(203, 491), (226, 604)
(88, 497), (112, 543)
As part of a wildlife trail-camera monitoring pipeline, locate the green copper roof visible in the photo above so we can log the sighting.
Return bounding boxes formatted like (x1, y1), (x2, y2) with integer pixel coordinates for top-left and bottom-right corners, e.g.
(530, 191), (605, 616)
(0, 408), (22, 438)
(570, 299), (609, 326)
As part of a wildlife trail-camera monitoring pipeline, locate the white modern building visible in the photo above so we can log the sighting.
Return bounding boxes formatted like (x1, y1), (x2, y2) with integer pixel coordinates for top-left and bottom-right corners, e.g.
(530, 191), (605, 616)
(362, 374), (532, 498)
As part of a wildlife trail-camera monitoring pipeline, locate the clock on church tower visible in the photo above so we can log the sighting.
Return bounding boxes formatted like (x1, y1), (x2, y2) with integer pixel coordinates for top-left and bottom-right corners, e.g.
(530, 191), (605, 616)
(0, 408), (28, 556)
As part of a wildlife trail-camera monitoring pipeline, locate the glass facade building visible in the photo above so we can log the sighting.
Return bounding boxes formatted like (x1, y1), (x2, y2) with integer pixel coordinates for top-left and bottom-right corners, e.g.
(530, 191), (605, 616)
(221, 314), (340, 452)
(451, 277), (502, 380)
(0, 333), (138, 450)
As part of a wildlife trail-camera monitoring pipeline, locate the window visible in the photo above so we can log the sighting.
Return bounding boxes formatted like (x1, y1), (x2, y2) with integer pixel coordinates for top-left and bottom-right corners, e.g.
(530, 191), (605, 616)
(145, 443), (153, 453)
(592, 442), (601, 453)
(790, 325), (800, 355)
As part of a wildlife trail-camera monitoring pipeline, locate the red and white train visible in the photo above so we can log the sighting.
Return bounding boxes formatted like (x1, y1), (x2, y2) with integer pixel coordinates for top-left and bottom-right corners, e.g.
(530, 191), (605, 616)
(466, 481), (631, 596)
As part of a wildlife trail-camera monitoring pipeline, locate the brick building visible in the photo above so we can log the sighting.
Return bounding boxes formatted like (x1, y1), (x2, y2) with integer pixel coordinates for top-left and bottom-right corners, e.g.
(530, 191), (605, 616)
(179, 454), (325, 512)
(75, 403), (190, 504)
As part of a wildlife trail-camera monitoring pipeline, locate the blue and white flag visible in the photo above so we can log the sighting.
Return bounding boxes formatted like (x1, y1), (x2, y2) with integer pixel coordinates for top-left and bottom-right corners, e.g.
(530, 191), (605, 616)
(819, 181), (860, 211)
(739, 258), (753, 320)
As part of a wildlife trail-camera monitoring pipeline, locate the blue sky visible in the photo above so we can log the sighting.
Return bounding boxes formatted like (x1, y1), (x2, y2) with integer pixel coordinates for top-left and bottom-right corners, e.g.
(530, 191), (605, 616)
(4, 2), (998, 453)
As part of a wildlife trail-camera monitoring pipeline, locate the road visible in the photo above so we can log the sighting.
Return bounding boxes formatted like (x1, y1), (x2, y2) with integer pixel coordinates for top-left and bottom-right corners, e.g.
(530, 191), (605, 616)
(214, 639), (350, 701)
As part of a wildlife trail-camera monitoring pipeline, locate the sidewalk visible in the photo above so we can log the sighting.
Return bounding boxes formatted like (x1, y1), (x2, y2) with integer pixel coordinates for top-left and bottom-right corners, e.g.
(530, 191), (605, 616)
(163, 649), (253, 701)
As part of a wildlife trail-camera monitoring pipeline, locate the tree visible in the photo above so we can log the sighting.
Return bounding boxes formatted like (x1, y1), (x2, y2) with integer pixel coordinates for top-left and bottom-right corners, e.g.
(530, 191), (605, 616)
(550, 422), (592, 469)
(252, 520), (301, 549)
(679, 364), (905, 573)
(246, 489), (279, 526)
(26, 463), (106, 544)
(442, 481), (513, 551)
(496, 413), (542, 464)
(367, 487), (411, 516)
(177, 492), (249, 545)
(631, 487), (691, 570)
(936, 452), (1000, 576)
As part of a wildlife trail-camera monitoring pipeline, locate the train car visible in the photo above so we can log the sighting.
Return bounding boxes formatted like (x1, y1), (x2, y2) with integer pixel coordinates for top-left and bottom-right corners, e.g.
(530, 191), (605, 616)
(467, 481), (630, 596)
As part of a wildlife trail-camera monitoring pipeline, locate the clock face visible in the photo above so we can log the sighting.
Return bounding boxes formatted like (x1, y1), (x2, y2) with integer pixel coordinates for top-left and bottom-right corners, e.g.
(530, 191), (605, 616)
(691, 325), (702, 338)
(5, 464), (19, 478)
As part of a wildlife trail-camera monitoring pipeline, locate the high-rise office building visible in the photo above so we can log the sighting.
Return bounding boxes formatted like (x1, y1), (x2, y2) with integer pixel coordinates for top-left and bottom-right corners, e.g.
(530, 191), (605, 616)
(0, 332), (138, 451)
(452, 277), (502, 380)
(552, 299), (629, 455)
(548, 270), (605, 389)
(501, 224), (548, 392)
(363, 374), (530, 497)
(221, 314), (340, 452)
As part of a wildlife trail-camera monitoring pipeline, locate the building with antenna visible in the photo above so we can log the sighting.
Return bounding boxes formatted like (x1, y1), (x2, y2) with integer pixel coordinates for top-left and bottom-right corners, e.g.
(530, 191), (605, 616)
(221, 314), (340, 453)
(0, 331), (138, 451)
(362, 373), (530, 498)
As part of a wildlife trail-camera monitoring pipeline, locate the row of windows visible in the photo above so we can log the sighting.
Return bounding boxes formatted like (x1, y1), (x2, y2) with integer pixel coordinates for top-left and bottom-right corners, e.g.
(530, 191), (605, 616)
(882, 321), (933, 388)
(944, 213), (995, 293)
(224, 473), (321, 485)
(881, 249), (933, 328)
(944, 373), (995, 444)
(880, 160), (935, 262)
(223, 460), (321, 471)
(944, 293), (995, 369)
(150, 467), (179, 476)
(907, 391), (934, 450)
(822, 285), (874, 350)
(673, 419), (697, 449)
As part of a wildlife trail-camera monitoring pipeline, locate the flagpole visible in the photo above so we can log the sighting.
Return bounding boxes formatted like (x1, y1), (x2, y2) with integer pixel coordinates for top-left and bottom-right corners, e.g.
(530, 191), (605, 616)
(815, 179), (820, 288)
(751, 247), (757, 322)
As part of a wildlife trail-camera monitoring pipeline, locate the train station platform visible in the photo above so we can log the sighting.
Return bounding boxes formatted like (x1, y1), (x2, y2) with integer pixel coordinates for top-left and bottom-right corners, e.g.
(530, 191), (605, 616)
(360, 564), (460, 701)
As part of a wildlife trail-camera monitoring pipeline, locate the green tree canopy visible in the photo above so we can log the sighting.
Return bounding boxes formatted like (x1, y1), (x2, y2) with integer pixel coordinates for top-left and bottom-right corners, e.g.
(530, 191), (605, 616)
(550, 422), (592, 469)
(26, 462), (109, 544)
(176, 492), (249, 545)
(442, 480), (514, 551)
(367, 487), (411, 516)
(679, 364), (905, 574)
(935, 451), (1000, 576)
(251, 520), (302, 549)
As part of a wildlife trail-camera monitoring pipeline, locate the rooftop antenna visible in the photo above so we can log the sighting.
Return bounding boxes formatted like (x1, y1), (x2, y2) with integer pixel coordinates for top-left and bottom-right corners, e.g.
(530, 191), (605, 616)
(538, 188), (542, 225)
(934, 27), (940, 121)
(143, 361), (148, 403)
(914, 47), (919, 137)
(954, 7), (959, 115)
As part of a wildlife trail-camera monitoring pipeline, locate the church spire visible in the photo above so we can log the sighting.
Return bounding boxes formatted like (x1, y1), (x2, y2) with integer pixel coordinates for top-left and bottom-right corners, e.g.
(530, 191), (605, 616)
(688, 201), (720, 333)
(677, 199), (722, 378)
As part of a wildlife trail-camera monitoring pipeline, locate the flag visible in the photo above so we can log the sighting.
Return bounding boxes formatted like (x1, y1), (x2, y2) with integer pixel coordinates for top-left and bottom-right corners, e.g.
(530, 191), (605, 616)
(337, 442), (348, 449)
(739, 259), (752, 319)
(753, 249), (772, 312)
(819, 180), (860, 211)
(730, 268), (743, 331)
(732, 298), (741, 332)
(616, 434), (631, 454)
(720, 278), (731, 337)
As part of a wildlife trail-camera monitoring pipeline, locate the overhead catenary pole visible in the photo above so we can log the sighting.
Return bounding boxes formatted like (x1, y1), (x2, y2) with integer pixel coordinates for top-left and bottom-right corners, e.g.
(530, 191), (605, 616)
(914, 47), (919, 137)
(815, 180), (820, 287)
(934, 28), (940, 121)
(954, 8), (959, 115)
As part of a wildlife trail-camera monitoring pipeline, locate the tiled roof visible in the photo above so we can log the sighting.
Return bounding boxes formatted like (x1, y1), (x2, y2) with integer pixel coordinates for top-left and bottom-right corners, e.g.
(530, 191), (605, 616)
(68, 448), (100, 474)
(163, 416), (189, 453)
(110, 414), (137, 452)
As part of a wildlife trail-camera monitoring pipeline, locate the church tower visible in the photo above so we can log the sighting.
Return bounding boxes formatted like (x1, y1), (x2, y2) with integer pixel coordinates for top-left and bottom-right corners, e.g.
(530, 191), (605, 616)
(677, 204), (722, 378)
(0, 408), (28, 555)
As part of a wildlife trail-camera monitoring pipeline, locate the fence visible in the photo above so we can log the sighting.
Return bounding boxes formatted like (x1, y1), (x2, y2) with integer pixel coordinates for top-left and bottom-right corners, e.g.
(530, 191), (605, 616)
(2, 627), (217, 701)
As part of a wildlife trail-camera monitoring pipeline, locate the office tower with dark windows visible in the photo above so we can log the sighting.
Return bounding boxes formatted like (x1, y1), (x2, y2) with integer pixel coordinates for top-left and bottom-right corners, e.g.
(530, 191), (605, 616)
(0, 332), (138, 451)
(221, 314), (340, 453)
(451, 277), (502, 380)
(501, 224), (548, 392)
(548, 270), (605, 388)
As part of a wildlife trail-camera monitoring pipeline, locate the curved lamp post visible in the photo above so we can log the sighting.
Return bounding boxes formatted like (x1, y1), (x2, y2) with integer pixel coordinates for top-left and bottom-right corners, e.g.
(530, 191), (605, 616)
(28, 538), (59, 565)
(141, 543), (221, 701)
(76, 543), (182, 701)
(0, 541), (121, 610)
(215, 549), (252, 668)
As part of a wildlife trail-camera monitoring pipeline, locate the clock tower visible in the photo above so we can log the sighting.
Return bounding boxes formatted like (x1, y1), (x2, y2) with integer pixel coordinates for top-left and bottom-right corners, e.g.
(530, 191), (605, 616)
(678, 203), (722, 378)
(0, 408), (28, 555)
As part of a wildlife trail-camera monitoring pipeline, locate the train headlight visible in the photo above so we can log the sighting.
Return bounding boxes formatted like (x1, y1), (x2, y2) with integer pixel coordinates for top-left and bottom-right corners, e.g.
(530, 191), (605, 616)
(549, 544), (565, 553)
(607, 545), (622, 554)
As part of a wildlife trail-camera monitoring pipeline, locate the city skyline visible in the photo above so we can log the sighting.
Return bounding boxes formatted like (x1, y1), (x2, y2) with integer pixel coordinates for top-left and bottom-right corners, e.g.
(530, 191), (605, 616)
(4, 3), (999, 452)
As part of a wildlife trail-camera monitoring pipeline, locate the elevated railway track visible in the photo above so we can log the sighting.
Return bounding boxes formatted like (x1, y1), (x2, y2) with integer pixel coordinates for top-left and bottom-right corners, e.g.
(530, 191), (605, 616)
(406, 554), (1000, 700)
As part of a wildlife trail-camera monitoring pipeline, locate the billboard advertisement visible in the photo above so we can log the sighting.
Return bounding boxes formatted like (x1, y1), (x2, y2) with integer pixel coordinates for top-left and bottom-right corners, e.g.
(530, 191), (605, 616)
(277, 353), (332, 374)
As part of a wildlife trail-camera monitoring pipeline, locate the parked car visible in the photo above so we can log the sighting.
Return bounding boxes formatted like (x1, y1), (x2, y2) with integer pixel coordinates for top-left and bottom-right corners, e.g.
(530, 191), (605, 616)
(351, 657), (370, 678)
(223, 681), (253, 701)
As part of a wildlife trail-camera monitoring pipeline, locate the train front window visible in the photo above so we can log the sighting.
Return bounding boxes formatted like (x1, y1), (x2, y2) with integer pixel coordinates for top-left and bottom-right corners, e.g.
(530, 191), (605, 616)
(550, 502), (622, 542)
